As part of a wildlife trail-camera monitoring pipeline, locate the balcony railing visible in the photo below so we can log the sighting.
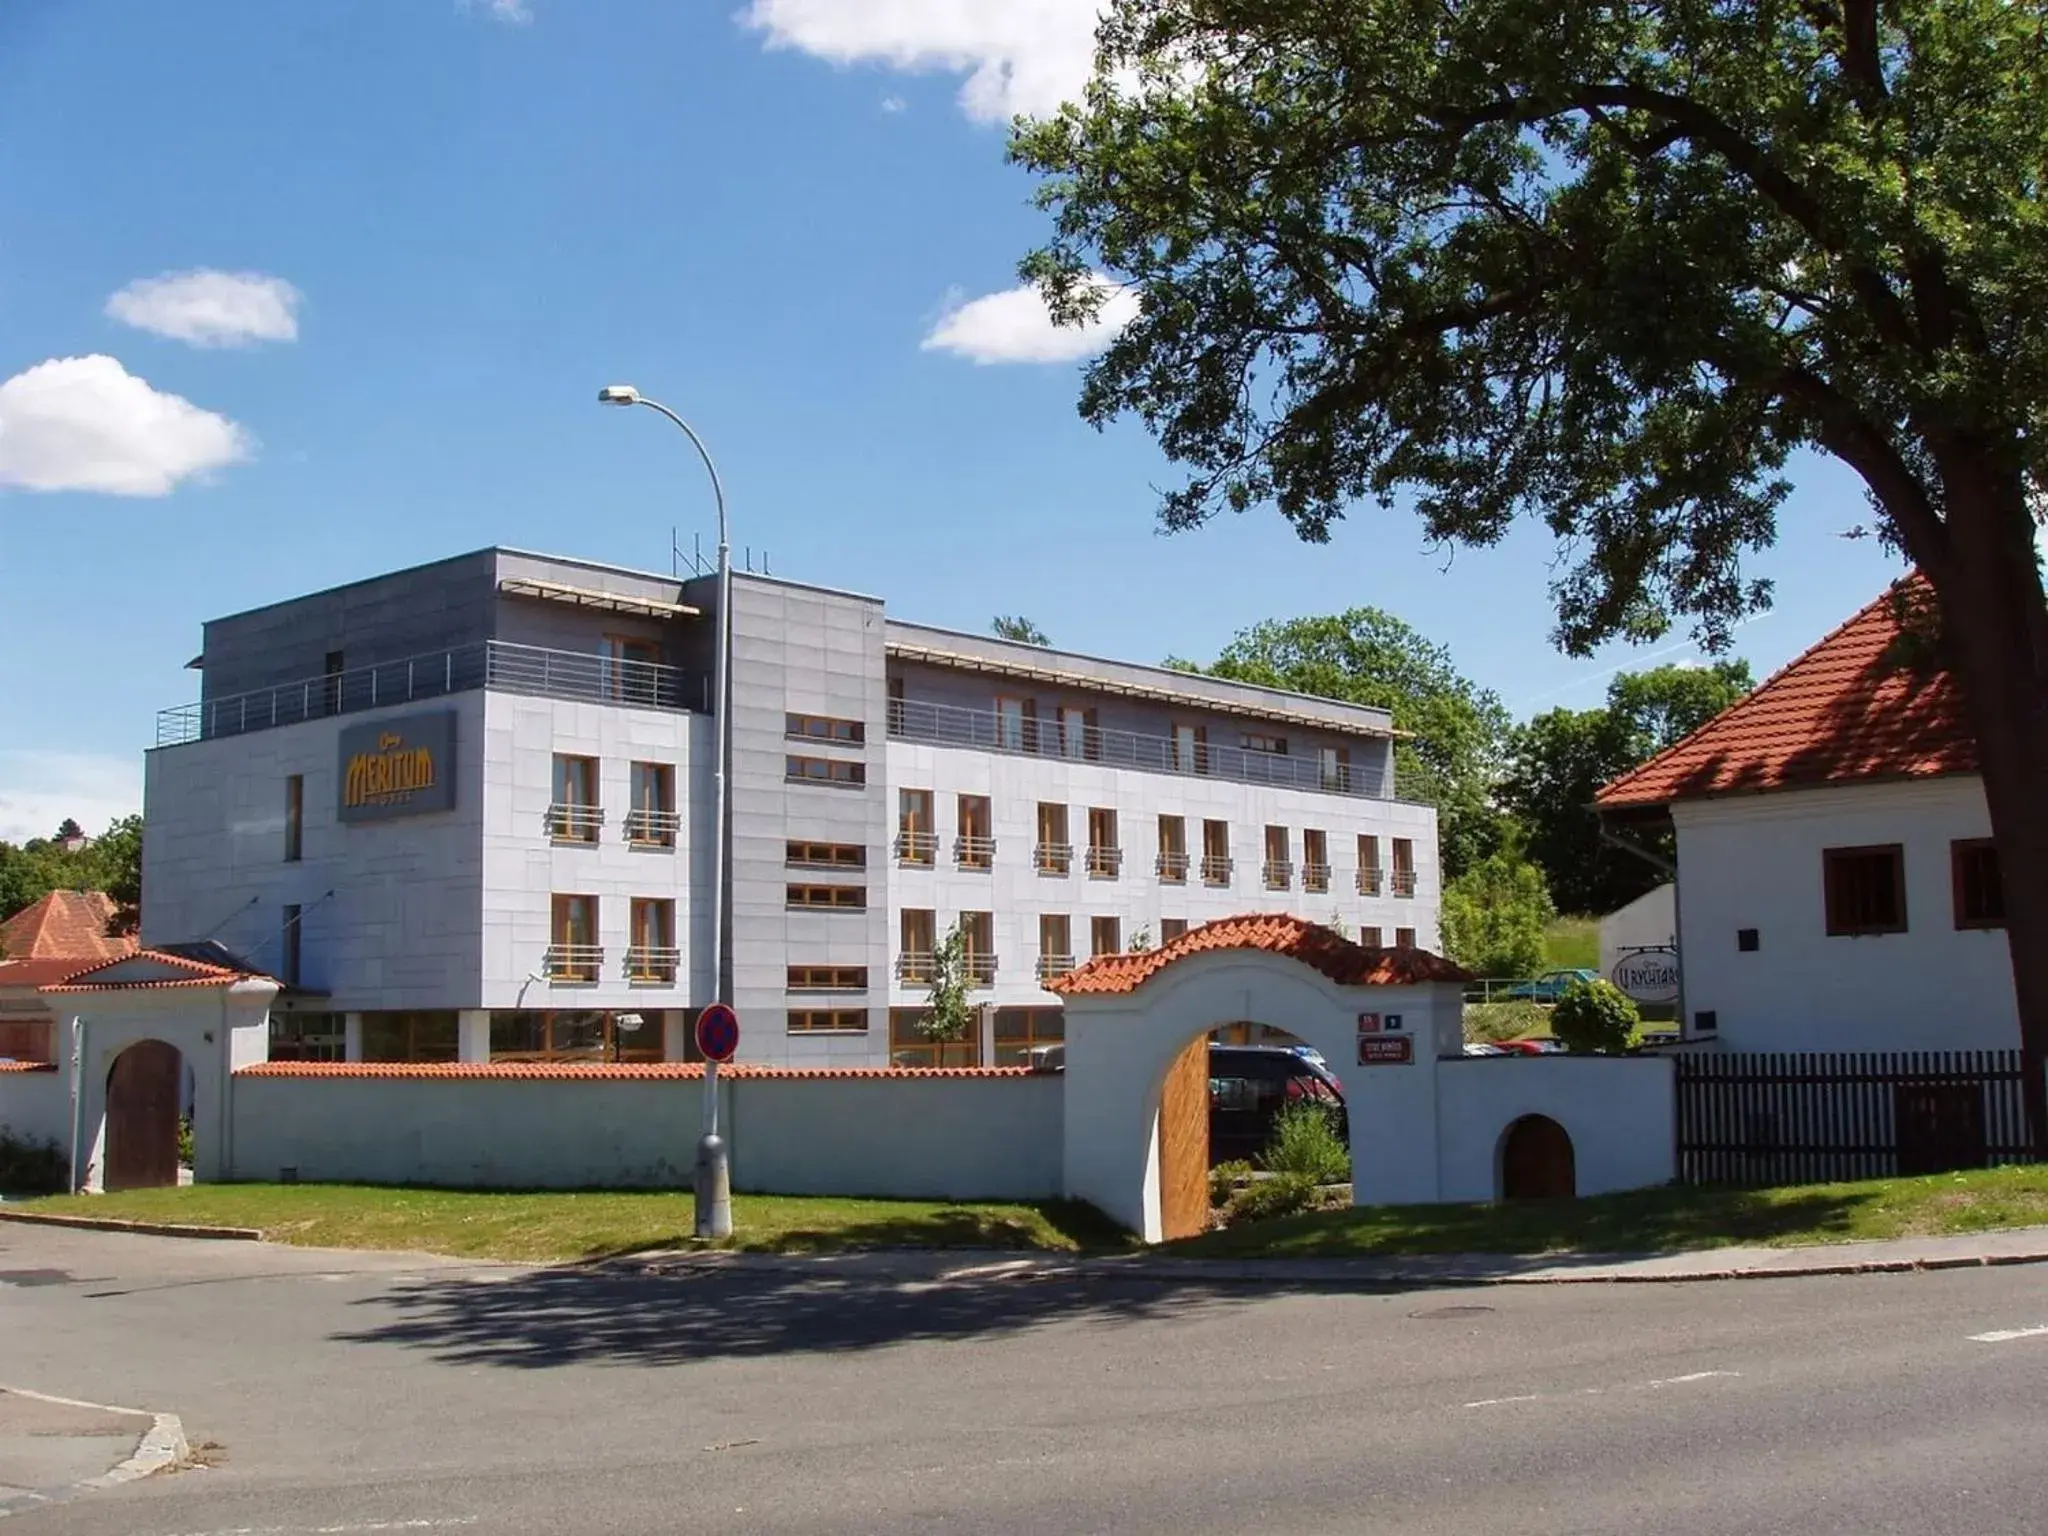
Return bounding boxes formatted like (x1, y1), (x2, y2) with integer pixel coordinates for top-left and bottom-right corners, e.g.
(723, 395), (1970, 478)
(1036, 954), (1076, 980)
(1086, 845), (1123, 879)
(965, 954), (997, 988)
(955, 834), (996, 870)
(886, 697), (1395, 799)
(895, 830), (938, 865)
(1391, 868), (1418, 897)
(158, 640), (705, 747)
(1262, 858), (1293, 890)
(1302, 861), (1332, 894)
(547, 803), (604, 843)
(1035, 841), (1073, 875)
(1201, 853), (1234, 886)
(1157, 849), (1189, 883)
(625, 945), (680, 984)
(543, 943), (604, 983)
(896, 951), (935, 985)
(1358, 866), (1384, 896)
(624, 807), (680, 848)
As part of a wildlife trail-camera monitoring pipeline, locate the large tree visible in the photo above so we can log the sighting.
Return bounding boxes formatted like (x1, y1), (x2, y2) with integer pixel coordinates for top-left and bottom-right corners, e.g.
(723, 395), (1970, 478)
(1016, 0), (2048, 1146)
(1174, 608), (1513, 876)
(0, 814), (143, 934)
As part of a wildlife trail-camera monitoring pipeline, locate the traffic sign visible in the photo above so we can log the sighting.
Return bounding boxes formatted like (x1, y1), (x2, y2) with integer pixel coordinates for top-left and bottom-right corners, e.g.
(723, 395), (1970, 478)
(696, 1003), (740, 1064)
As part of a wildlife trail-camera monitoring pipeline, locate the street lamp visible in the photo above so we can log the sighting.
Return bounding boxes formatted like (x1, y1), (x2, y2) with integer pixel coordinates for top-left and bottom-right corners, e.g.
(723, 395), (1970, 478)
(599, 383), (732, 1239)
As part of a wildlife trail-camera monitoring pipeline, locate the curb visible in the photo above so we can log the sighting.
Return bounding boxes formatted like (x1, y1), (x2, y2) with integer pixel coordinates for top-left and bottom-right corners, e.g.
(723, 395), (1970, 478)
(0, 1385), (189, 1522)
(0, 1209), (261, 1242)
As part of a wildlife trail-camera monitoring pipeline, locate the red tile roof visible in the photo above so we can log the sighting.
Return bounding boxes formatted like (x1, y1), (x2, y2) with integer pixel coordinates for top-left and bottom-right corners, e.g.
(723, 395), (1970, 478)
(236, 1062), (1035, 1080)
(0, 958), (96, 991)
(43, 949), (267, 993)
(1598, 577), (1977, 810)
(0, 891), (135, 963)
(1046, 913), (1469, 996)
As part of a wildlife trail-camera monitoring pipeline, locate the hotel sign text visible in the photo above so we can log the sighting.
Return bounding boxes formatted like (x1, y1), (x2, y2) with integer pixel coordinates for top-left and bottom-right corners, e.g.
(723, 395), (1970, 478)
(338, 711), (457, 823)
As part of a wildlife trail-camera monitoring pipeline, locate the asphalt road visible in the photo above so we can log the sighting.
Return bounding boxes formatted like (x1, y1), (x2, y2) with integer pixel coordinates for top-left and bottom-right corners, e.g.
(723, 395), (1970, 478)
(3, 1222), (2046, 1535)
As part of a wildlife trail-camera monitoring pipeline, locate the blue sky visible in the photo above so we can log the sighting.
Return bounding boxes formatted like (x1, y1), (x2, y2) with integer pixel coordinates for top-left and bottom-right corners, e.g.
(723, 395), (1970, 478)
(0, 0), (1909, 841)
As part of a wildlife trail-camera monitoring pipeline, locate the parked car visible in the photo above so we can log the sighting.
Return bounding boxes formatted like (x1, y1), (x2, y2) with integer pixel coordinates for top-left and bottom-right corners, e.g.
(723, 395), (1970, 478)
(1025, 1044), (1066, 1073)
(1462, 1042), (1506, 1057)
(1289, 1043), (1330, 1071)
(1496, 968), (1599, 1002)
(1491, 1037), (1567, 1055)
(1208, 1045), (1348, 1165)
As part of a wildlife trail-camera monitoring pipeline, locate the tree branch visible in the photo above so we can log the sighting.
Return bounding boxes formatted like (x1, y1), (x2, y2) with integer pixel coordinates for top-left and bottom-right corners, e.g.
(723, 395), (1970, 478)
(1774, 365), (1950, 572)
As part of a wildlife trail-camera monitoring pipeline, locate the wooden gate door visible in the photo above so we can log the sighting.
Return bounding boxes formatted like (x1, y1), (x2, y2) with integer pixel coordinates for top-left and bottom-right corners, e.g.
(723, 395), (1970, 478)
(106, 1040), (183, 1191)
(1157, 1034), (1212, 1240)
(1501, 1115), (1576, 1200)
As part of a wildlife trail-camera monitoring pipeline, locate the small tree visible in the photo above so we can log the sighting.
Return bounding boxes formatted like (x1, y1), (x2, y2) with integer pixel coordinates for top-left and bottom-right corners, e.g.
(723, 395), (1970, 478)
(1440, 851), (1554, 978)
(917, 919), (975, 1042)
(1551, 980), (1641, 1056)
(1128, 925), (1153, 953)
(991, 615), (1050, 646)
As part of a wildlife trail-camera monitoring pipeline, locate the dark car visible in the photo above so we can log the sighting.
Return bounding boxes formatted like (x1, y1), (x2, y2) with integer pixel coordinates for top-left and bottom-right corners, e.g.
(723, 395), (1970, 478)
(1208, 1044), (1348, 1165)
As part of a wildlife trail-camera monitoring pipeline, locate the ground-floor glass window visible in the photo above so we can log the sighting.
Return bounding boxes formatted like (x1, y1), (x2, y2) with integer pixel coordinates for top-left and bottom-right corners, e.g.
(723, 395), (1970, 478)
(888, 1006), (981, 1069)
(361, 1011), (460, 1063)
(992, 1006), (1063, 1066)
(269, 1011), (346, 1062)
(489, 1010), (664, 1063)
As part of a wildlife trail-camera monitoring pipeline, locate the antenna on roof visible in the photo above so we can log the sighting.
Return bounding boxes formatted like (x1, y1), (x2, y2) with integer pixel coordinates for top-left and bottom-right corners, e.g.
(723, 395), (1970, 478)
(670, 525), (679, 578)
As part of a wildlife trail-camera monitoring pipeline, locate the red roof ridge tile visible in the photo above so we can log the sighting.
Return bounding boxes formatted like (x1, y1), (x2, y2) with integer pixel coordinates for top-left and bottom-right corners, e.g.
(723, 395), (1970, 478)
(44, 948), (271, 993)
(1046, 913), (1468, 997)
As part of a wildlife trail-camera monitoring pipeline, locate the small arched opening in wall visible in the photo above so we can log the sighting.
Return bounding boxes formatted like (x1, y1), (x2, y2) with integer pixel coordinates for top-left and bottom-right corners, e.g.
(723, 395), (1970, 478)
(1498, 1113), (1575, 1201)
(105, 1038), (185, 1190)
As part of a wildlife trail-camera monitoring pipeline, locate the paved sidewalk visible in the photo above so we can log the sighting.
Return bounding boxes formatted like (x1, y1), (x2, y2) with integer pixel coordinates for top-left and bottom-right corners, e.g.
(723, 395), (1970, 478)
(0, 1386), (184, 1520)
(619, 1223), (2048, 1288)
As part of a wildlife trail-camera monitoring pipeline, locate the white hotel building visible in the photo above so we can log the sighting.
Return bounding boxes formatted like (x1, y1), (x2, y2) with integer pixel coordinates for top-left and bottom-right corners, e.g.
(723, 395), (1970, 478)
(141, 548), (1441, 1069)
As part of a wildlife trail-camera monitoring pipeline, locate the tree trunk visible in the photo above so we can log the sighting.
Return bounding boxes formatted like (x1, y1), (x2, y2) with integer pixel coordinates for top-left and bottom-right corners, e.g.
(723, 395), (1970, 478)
(1925, 470), (2048, 1157)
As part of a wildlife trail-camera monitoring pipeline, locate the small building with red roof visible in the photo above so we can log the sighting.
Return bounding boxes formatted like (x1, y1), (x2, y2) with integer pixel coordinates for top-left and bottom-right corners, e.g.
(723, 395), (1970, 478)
(0, 890), (139, 1063)
(1597, 577), (2016, 1053)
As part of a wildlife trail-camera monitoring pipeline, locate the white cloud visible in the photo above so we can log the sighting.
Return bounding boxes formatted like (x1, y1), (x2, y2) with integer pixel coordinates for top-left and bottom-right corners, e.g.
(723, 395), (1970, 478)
(740, 0), (1102, 123)
(105, 269), (302, 349)
(880, 94), (908, 114)
(0, 355), (253, 497)
(460, 0), (532, 22)
(0, 751), (141, 845)
(921, 277), (1138, 364)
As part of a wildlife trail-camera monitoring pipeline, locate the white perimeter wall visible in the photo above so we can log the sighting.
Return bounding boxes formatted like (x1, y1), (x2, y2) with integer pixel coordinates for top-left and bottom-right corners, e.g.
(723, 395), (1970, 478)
(1673, 778), (2018, 1052)
(0, 1068), (70, 1152)
(1435, 1056), (1675, 1202)
(229, 1073), (1063, 1200)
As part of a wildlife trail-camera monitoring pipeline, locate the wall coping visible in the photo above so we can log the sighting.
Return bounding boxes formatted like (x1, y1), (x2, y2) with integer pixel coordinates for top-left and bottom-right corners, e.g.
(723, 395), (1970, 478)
(0, 1060), (59, 1074)
(235, 1062), (1040, 1082)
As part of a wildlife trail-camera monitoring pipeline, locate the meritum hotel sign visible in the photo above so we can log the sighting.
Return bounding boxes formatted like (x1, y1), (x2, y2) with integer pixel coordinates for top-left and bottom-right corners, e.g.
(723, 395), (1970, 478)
(337, 711), (457, 823)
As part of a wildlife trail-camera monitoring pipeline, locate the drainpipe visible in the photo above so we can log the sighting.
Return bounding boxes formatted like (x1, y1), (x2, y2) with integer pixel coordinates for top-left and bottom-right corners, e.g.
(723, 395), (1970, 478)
(68, 1015), (87, 1193)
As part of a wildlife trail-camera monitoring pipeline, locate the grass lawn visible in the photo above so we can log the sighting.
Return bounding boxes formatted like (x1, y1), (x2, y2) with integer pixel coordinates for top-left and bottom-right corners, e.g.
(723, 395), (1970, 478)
(8, 1185), (1129, 1265)
(1542, 915), (1600, 970)
(1175, 1163), (2048, 1258)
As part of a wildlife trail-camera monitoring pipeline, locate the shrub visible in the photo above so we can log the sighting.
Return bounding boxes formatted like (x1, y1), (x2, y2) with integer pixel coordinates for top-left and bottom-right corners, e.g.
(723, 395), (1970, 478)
(1463, 1000), (1551, 1044)
(1441, 851), (1555, 977)
(1209, 1159), (1256, 1207)
(1224, 1170), (1321, 1224)
(1551, 978), (1641, 1054)
(0, 1131), (69, 1195)
(1261, 1102), (1351, 1184)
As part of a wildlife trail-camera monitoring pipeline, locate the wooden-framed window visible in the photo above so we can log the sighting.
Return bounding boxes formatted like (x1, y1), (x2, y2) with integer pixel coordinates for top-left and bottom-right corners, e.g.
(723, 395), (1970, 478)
(1823, 845), (1907, 936)
(490, 1009), (662, 1064)
(786, 884), (866, 911)
(626, 761), (678, 848)
(628, 898), (678, 982)
(549, 754), (601, 842)
(268, 1011), (344, 1064)
(1172, 722), (1209, 775)
(1090, 915), (1121, 957)
(788, 965), (869, 992)
(961, 911), (996, 986)
(787, 1008), (870, 1034)
(785, 712), (865, 745)
(546, 894), (601, 981)
(996, 695), (1038, 752)
(1201, 819), (1232, 885)
(1037, 913), (1074, 979)
(889, 1006), (981, 1069)
(1086, 807), (1121, 878)
(1159, 917), (1188, 943)
(898, 908), (936, 982)
(1263, 825), (1292, 889)
(1394, 927), (1416, 948)
(1391, 837), (1416, 897)
(956, 794), (994, 870)
(993, 1006), (1064, 1066)
(1952, 839), (2006, 929)
(1058, 705), (1094, 760)
(1302, 829), (1330, 893)
(1320, 745), (1351, 793)
(601, 634), (663, 705)
(787, 754), (866, 788)
(361, 1011), (459, 1063)
(1157, 814), (1188, 882)
(886, 675), (907, 733)
(1242, 732), (1288, 756)
(897, 788), (936, 864)
(1357, 834), (1382, 895)
(787, 840), (866, 870)
(284, 774), (303, 862)
(1036, 802), (1072, 874)
(1359, 925), (1383, 948)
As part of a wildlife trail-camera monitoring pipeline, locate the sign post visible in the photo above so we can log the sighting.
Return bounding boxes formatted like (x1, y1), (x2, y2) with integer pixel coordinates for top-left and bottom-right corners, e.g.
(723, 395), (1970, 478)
(693, 1003), (740, 1239)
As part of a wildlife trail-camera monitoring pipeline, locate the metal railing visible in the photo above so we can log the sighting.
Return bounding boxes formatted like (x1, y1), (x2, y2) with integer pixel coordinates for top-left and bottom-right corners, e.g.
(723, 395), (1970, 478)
(1302, 862), (1332, 893)
(894, 830), (938, 865)
(1157, 850), (1189, 882)
(1201, 853), (1234, 885)
(965, 954), (998, 987)
(1086, 845), (1123, 879)
(624, 807), (680, 847)
(896, 952), (935, 984)
(158, 640), (704, 746)
(625, 945), (680, 983)
(542, 943), (604, 982)
(886, 698), (1396, 799)
(1035, 841), (1073, 875)
(954, 834), (996, 870)
(1036, 954), (1076, 980)
(1262, 859), (1293, 890)
(1358, 867), (1384, 896)
(1390, 868), (1418, 897)
(546, 803), (604, 843)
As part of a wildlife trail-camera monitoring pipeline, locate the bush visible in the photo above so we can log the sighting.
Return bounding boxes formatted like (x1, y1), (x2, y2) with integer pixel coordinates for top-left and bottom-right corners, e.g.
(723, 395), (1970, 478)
(1464, 1000), (1551, 1044)
(1224, 1171), (1322, 1224)
(0, 1131), (69, 1195)
(1261, 1102), (1352, 1184)
(1441, 852), (1556, 977)
(1209, 1159), (1256, 1207)
(1551, 978), (1641, 1054)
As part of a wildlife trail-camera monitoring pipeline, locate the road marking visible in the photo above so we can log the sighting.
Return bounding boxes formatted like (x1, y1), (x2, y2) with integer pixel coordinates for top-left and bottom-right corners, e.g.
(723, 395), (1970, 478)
(1462, 1394), (1542, 1408)
(1970, 1325), (2048, 1343)
(154, 1521), (478, 1535)
(1648, 1370), (1741, 1386)
(1465, 1370), (1739, 1408)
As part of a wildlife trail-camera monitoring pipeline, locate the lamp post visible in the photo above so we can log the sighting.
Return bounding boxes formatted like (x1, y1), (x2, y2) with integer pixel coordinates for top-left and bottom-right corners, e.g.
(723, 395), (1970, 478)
(599, 384), (732, 1238)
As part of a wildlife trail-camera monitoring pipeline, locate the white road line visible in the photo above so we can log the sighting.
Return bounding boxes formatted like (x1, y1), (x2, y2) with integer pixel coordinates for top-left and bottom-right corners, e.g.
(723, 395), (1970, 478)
(1463, 1394), (1542, 1408)
(155, 1521), (479, 1536)
(1969, 1325), (2048, 1343)
(1648, 1370), (1742, 1386)
(1465, 1370), (1739, 1408)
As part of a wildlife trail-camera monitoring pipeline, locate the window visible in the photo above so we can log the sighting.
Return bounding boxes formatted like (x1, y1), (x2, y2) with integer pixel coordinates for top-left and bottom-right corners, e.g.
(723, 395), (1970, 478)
(0, 1013), (53, 1064)
(1391, 838), (1416, 897)
(1159, 918), (1188, 943)
(897, 788), (936, 864)
(269, 1011), (344, 1063)
(1358, 925), (1383, 948)
(1058, 706), (1096, 761)
(284, 774), (303, 862)
(282, 904), (302, 988)
(1157, 815), (1188, 882)
(886, 675), (907, 733)
(993, 1006), (1065, 1066)
(787, 754), (866, 787)
(322, 649), (344, 716)
(787, 840), (865, 870)
(788, 1008), (870, 1033)
(1086, 807), (1121, 878)
(956, 794), (994, 870)
(890, 1006), (981, 1069)
(996, 695), (1038, 752)
(549, 754), (601, 842)
(1953, 839), (2005, 929)
(1263, 825), (1292, 889)
(961, 911), (996, 986)
(1036, 802), (1072, 875)
(898, 908), (936, 982)
(788, 965), (869, 992)
(1202, 819), (1232, 885)
(600, 635), (664, 704)
(547, 894), (601, 980)
(626, 762), (678, 848)
(1320, 745), (1352, 793)
(1302, 829), (1330, 893)
(1172, 722), (1208, 775)
(1091, 915), (1122, 957)
(491, 1010), (662, 1064)
(1823, 844), (1907, 935)
(1242, 732), (1288, 756)
(361, 1011), (458, 1063)
(1394, 927), (1416, 948)
(1037, 914), (1074, 980)
(787, 884), (866, 910)
(1357, 834), (1382, 895)
(628, 898), (678, 982)
(785, 712), (865, 745)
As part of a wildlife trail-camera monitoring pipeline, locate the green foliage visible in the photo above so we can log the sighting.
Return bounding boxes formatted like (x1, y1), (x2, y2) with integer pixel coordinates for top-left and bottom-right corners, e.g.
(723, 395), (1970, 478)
(1224, 1171), (1323, 1225)
(917, 920), (975, 1042)
(1551, 979), (1642, 1056)
(1261, 1102), (1352, 1184)
(1171, 608), (1512, 877)
(1542, 917), (1600, 971)
(1440, 850), (1555, 978)
(991, 615), (1050, 646)
(1128, 925), (1154, 952)
(1209, 1159), (1256, 1207)
(178, 1116), (194, 1168)
(1463, 1001), (1551, 1045)
(0, 1132), (68, 1195)
(0, 813), (143, 936)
